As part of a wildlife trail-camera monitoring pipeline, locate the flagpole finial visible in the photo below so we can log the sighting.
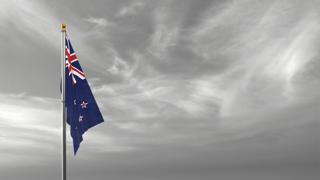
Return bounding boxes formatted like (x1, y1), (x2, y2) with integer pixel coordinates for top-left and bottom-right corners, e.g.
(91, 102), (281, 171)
(61, 24), (66, 32)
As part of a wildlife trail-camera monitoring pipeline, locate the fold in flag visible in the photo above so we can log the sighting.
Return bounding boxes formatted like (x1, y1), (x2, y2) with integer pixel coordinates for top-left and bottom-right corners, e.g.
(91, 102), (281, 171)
(65, 35), (104, 154)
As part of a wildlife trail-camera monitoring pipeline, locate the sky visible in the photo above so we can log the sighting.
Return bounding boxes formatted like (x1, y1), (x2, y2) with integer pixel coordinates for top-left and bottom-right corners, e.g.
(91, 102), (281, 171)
(0, 0), (319, 180)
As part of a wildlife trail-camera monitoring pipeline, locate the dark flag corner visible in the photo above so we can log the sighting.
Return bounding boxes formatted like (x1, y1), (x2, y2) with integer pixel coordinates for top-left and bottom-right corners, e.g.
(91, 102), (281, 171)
(64, 34), (104, 155)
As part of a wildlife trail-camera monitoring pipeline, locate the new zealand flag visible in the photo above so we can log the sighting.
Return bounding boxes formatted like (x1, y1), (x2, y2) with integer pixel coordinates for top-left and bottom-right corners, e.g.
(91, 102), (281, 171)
(65, 35), (104, 154)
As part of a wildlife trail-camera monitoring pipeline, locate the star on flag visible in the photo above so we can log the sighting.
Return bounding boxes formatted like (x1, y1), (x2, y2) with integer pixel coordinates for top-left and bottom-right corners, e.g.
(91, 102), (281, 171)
(80, 101), (88, 109)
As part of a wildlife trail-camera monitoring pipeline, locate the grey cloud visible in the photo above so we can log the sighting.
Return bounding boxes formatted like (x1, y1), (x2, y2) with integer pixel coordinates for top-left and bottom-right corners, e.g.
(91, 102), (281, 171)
(1, 0), (319, 180)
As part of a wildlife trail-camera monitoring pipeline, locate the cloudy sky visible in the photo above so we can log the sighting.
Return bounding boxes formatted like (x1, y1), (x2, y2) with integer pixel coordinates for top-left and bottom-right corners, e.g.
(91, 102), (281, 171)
(0, 0), (319, 179)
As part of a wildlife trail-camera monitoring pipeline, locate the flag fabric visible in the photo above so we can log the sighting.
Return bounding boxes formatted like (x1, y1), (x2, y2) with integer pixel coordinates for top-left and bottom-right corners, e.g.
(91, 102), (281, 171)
(65, 34), (104, 154)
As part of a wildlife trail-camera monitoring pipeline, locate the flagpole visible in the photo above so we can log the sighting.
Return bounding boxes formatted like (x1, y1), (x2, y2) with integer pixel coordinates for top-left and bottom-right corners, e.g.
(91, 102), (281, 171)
(61, 23), (67, 180)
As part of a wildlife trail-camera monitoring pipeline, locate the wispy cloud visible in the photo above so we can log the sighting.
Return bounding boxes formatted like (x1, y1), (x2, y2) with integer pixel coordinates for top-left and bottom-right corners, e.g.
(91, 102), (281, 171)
(0, 93), (60, 166)
(84, 17), (113, 28)
(147, 6), (180, 58)
(0, 0), (60, 46)
(116, 1), (145, 17)
(186, 0), (320, 116)
(1, 0), (319, 179)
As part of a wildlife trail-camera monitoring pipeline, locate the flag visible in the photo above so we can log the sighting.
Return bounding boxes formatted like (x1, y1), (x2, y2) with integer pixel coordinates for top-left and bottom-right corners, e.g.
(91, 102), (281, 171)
(65, 35), (104, 154)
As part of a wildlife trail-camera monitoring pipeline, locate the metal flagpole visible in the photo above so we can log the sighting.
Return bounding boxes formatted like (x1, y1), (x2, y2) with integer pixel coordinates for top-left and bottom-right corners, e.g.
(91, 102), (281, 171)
(61, 23), (67, 180)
